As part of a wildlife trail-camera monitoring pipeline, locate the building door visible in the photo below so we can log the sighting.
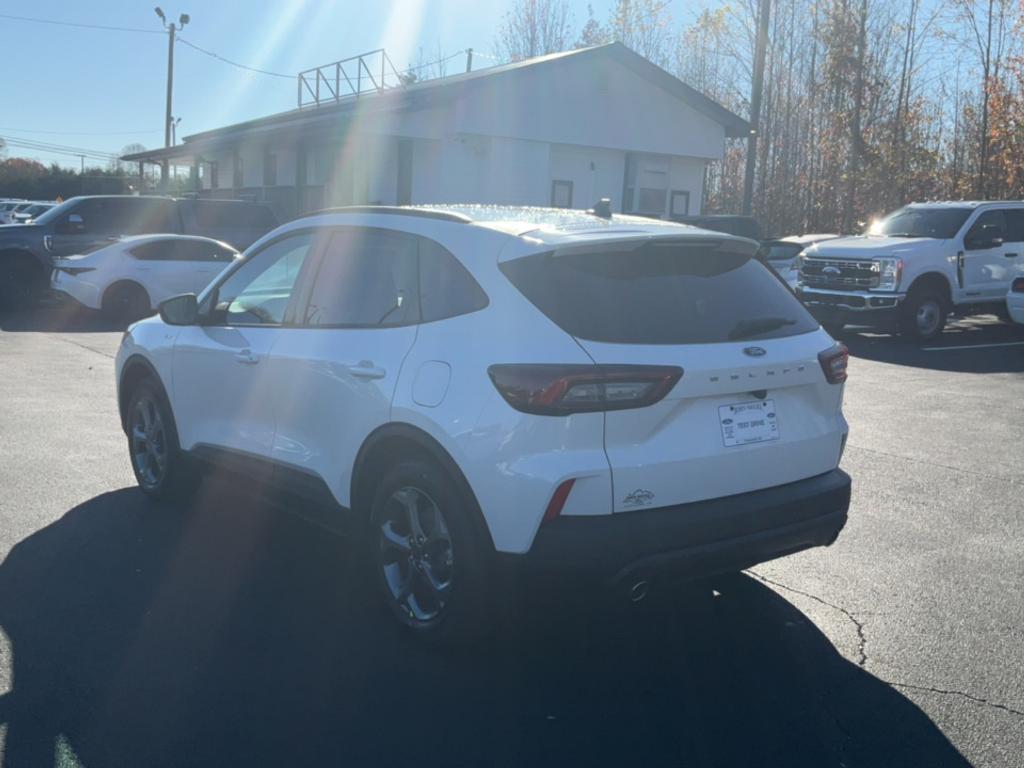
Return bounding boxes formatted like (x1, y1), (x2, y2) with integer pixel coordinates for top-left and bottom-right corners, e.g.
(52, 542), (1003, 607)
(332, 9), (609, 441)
(397, 139), (413, 205)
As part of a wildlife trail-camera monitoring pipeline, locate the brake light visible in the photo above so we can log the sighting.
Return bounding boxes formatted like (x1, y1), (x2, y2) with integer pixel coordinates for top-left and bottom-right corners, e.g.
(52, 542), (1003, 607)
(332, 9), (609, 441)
(56, 267), (95, 276)
(1012, 277), (1024, 293)
(818, 343), (849, 385)
(543, 478), (576, 523)
(487, 364), (683, 416)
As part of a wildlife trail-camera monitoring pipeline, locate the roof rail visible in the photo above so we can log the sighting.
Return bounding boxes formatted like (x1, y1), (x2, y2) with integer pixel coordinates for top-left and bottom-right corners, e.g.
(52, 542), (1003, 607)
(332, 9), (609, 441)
(295, 205), (473, 223)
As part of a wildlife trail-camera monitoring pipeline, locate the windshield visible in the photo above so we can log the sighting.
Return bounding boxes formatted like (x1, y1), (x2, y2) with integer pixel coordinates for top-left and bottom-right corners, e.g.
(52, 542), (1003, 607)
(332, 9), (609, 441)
(869, 206), (972, 239)
(32, 199), (79, 226)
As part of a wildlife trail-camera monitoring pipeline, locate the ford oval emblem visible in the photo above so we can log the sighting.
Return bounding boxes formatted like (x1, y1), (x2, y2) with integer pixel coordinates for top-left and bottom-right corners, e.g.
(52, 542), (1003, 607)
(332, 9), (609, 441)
(822, 266), (841, 276)
(743, 346), (767, 357)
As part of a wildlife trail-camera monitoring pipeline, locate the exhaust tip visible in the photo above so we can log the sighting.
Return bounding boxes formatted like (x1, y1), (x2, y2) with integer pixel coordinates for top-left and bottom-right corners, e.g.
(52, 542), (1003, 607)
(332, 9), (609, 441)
(629, 580), (650, 603)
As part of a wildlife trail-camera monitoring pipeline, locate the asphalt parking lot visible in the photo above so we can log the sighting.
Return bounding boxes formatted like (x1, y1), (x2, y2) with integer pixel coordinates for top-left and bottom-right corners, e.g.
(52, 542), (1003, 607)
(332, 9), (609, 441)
(0, 304), (1022, 768)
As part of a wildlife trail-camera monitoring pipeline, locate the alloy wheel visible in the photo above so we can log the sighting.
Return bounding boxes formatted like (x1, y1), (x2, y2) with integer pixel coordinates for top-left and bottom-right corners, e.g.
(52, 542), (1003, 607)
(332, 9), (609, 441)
(130, 395), (168, 489)
(377, 486), (454, 624)
(916, 299), (941, 337)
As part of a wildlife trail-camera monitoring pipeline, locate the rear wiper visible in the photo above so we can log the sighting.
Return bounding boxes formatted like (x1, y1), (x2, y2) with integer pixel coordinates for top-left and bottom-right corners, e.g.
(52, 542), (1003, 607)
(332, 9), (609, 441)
(728, 316), (796, 341)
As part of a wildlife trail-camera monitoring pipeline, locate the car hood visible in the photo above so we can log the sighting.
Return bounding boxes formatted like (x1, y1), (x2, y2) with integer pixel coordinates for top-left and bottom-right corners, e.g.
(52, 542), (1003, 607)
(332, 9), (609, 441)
(804, 235), (942, 259)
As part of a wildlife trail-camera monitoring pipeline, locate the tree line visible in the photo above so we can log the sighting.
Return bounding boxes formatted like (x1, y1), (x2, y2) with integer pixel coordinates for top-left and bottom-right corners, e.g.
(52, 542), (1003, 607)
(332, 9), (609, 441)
(496, 0), (1024, 236)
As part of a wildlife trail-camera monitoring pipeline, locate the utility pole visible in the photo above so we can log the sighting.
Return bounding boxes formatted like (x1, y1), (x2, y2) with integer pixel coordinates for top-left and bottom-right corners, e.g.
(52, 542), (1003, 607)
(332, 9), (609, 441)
(466, 48), (473, 73)
(742, 0), (771, 217)
(155, 7), (190, 188)
(78, 154), (85, 173)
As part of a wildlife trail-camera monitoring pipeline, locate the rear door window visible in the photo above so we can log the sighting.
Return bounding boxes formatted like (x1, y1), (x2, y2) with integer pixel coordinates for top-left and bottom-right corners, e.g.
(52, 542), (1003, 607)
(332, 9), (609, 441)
(500, 240), (818, 344)
(301, 228), (419, 327)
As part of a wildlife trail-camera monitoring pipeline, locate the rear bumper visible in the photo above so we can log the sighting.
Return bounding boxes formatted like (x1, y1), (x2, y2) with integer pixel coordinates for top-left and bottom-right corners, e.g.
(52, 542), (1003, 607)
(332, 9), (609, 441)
(519, 469), (850, 586)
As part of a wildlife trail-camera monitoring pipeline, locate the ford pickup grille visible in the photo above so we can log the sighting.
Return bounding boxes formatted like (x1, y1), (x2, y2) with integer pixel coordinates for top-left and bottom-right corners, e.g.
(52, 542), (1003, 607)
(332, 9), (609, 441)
(800, 258), (879, 290)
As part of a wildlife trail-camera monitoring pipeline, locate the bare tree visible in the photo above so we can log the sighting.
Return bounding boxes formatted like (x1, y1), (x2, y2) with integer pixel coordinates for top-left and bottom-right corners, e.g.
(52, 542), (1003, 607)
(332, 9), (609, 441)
(494, 0), (574, 62)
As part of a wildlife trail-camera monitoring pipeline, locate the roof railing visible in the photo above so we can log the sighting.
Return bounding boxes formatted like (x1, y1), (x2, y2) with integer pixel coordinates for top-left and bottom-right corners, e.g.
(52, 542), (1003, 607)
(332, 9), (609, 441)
(297, 49), (404, 109)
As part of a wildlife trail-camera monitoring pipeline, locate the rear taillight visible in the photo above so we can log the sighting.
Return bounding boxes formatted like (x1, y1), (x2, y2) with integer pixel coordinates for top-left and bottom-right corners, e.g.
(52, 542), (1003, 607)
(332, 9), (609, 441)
(487, 364), (683, 416)
(56, 267), (95, 276)
(1012, 277), (1024, 293)
(818, 343), (849, 385)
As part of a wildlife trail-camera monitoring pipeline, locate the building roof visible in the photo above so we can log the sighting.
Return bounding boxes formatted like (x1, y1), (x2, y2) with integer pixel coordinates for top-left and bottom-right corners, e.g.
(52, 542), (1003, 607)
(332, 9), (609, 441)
(122, 43), (749, 163)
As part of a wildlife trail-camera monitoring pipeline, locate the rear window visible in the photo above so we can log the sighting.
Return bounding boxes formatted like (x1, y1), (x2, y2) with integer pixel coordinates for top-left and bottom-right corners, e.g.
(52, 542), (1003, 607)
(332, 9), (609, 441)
(191, 201), (278, 229)
(499, 241), (818, 345)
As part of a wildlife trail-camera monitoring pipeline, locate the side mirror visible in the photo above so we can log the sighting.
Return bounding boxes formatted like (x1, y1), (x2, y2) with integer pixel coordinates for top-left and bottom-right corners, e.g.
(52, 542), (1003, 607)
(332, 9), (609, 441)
(158, 293), (199, 326)
(56, 213), (85, 235)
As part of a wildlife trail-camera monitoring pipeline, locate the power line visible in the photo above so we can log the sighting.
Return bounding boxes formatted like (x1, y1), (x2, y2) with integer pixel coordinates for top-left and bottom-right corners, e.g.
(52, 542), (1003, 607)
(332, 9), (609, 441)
(399, 50), (467, 77)
(0, 12), (162, 34)
(1, 135), (120, 161)
(0, 126), (162, 137)
(176, 36), (294, 79)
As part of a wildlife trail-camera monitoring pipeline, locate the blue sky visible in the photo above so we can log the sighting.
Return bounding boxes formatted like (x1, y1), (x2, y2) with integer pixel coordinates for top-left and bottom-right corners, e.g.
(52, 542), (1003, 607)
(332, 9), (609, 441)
(1, 0), (706, 167)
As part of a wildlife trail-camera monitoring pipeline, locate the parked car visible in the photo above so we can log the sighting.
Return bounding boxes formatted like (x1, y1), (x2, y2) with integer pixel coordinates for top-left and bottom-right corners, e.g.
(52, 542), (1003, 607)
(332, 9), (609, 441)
(11, 202), (55, 224)
(1008, 277), (1024, 325)
(115, 205), (851, 643)
(798, 201), (1024, 340)
(0, 195), (278, 307)
(51, 235), (239, 321)
(671, 214), (764, 242)
(0, 201), (34, 225)
(757, 234), (840, 287)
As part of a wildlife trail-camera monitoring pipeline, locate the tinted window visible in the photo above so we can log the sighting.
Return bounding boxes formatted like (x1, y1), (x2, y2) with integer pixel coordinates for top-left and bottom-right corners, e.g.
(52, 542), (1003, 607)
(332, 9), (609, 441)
(206, 233), (314, 326)
(132, 239), (236, 262)
(191, 200), (277, 229)
(419, 239), (488, 322)
(71, 198), (177, 235)
(967, 210), (1008, 240)
(500, 241), (818, 345)
(303, 229), (418, 327)
(870, 206), (972, 239)
(1006, 210), (1024, 242)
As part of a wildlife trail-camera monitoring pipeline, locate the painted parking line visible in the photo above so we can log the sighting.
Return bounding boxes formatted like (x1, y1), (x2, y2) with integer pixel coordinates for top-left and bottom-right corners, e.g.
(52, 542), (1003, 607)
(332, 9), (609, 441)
(922, 340), (1024, 352)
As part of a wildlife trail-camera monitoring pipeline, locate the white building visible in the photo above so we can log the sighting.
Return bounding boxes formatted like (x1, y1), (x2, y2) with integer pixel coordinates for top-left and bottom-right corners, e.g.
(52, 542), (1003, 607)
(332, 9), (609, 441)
(126, 43), (748, 221)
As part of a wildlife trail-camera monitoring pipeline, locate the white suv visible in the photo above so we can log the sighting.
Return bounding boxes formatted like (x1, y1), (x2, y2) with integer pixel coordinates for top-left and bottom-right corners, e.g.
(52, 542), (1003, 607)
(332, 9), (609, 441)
(116, 205), (852, 642)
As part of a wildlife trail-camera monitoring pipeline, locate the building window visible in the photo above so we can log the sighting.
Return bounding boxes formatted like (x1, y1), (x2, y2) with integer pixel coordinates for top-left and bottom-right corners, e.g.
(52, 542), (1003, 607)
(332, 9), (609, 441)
(551, 180), (573, 208)
(670, 190), (690, 218)
(208, 161), (219, 189)
(263, 150), (277, 187)
(233, 151), (244, 189)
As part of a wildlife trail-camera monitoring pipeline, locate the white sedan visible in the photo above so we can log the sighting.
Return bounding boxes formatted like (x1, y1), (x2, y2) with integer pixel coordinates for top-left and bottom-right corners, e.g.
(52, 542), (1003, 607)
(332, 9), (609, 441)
(1008, 277), (1024, 325)
(51, 234), (239, 320)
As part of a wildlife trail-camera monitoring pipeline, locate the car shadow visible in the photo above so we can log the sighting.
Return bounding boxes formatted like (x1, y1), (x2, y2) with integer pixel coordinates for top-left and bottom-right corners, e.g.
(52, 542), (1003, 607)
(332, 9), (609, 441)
(0, 482), (969, 768)
(841, 316), (1024, 374)
(0, 299), (133, 333)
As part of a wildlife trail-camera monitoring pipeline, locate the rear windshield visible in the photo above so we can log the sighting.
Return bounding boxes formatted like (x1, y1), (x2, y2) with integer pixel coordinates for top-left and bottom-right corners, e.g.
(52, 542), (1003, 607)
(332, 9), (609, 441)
(500, 241), (819, 344)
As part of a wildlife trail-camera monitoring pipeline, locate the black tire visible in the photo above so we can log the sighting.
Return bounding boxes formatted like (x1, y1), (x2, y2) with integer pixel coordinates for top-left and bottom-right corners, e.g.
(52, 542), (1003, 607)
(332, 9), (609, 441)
(102, 282), (151, 323)
(125, 379), (198, 502)
(899, 289), (948, 342)
(367, 459), (494, 645)
(822, 322), (845, 338)
(0, 255), (44, 309)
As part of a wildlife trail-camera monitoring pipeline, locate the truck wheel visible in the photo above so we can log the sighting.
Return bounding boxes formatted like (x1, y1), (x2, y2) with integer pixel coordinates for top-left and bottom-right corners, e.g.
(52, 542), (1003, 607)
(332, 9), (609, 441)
(0, 256), (44, 309)
(900, 289), (948, 341)
(367, 459), (494, 645)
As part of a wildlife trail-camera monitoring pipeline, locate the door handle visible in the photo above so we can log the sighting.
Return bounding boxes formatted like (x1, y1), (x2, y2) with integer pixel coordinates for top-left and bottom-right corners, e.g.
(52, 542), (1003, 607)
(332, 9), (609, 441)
(344, 361), (386, 380)
(1005, 252), (1018, 258)
(234, 349), (259, 365)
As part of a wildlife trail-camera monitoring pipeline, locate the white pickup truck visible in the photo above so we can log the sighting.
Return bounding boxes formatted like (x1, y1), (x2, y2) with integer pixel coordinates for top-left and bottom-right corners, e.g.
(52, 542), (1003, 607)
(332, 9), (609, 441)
(797, 201), (1024, 340)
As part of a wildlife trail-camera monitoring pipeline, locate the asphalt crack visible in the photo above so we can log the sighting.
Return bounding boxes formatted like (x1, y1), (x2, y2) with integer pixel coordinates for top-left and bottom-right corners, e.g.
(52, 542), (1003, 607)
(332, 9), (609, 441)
(749, 571), (868, 667)
(57, 335), (116, 360)
(889, 681), (1024, 718)
(749, 571), (1024, 721)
